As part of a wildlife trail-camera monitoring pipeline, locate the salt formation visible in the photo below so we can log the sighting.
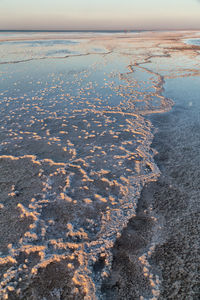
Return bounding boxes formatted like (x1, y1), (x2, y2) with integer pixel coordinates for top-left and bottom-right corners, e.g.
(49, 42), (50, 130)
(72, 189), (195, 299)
(1, 31), (198, 299)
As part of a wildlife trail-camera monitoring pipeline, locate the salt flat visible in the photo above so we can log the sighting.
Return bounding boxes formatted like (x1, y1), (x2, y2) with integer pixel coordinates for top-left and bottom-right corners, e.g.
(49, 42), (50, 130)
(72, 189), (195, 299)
(0, 30), (199, 299)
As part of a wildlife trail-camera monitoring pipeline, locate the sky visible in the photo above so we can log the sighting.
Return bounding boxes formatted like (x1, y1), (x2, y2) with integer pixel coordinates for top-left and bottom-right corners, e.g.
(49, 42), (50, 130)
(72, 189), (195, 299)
(0, 0), (200, 30)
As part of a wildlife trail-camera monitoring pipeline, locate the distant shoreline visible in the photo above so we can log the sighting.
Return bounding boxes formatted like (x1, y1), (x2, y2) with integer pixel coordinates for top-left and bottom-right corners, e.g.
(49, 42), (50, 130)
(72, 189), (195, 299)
(0, 29), (200, 33)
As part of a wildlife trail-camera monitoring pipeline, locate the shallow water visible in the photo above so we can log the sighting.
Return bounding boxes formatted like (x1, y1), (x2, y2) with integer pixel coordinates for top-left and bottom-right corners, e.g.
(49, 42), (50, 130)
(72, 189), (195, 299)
(0, 31), (199, 299)
(184, 38), (200, 46)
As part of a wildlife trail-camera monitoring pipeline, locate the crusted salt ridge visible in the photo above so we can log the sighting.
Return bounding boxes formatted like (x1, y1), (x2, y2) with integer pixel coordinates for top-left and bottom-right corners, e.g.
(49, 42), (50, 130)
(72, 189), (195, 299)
(0, 51), (113, 65)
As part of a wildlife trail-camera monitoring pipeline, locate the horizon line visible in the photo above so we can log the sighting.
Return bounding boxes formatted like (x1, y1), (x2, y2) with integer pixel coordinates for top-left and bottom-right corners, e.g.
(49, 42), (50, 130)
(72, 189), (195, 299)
(0, 28), (200, 32)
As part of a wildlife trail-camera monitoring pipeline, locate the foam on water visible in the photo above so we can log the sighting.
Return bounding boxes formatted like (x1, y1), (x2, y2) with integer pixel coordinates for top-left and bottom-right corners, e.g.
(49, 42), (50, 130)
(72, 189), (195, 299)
(0, 32), (182, 299)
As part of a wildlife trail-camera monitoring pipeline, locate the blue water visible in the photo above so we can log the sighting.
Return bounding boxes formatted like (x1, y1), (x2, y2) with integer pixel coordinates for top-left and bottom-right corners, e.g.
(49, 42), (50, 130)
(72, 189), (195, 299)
(184, 38), (200, 46)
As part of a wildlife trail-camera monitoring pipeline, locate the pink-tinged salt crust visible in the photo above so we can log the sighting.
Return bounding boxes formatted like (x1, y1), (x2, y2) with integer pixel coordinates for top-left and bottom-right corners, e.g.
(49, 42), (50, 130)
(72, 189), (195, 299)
(0, 30), (200, 299)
